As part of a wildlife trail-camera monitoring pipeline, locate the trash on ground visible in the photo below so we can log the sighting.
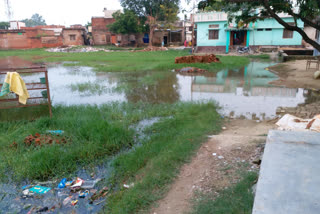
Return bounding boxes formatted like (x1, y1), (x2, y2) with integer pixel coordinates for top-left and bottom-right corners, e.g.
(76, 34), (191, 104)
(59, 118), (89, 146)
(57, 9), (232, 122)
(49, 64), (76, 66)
(46, 46), (112, 53)
(81, 178), (101, 189)
(79, 190), (89, 198)
(175, 67), (208, 75)
(71, 177), (84, 188)
(314, 70), (320, 79)
(218, 156), (224, 159)
(175, 54), (220, 64)
(212, 153), (217, 156)
(276, 114), (320, 132)
(71, 200), (78, 206)
(29, 186), (51, 194)
(63, 196), (73, 206)
(58, 178), (67, 189)
(46, 130), (64, 135)
(123, 183), (134, 189)
(135, 47), (168, 52)
(36, 207), (48, 213)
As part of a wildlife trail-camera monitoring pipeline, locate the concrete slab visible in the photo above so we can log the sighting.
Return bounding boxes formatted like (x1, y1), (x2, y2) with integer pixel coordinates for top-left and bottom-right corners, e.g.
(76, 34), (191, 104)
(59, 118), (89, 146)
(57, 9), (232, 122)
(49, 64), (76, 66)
(252, 130), (320, 214)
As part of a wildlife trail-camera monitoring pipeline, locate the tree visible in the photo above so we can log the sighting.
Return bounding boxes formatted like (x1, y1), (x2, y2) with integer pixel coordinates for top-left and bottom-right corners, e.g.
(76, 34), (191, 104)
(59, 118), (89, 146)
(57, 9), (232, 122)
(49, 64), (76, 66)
(21, 13), (46, 27)
(108, 10), (147, 46)
(120, 0), (180, 47)
(200, 0), (320, 51)
(0, 22), (9, 29)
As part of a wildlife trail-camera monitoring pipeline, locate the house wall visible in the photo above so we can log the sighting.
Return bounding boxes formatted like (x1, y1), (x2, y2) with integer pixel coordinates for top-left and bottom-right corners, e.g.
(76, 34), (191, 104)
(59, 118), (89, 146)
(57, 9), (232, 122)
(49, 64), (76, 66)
(196, 16), (304, 52)
(62, 29), (84, 46)
(91, 17), (115, 45)
(249, 18), (303, 46)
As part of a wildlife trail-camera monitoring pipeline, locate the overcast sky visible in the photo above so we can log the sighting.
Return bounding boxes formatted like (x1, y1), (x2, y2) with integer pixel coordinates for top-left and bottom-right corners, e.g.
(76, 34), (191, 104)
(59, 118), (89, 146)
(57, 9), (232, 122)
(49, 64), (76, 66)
(0, 0), (199, 26)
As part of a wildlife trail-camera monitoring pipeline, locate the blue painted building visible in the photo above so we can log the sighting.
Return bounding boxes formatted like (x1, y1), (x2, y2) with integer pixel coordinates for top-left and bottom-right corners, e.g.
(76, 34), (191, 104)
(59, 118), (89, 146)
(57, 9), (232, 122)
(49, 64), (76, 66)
(194, 12), (304, 53)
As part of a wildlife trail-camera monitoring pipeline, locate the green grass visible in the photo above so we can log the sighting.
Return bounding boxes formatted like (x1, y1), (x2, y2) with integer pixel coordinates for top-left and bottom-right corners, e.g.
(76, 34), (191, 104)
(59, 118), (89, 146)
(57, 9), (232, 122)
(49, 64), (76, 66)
(0, 49), (250, 72)
(105, 102), (222, 213)
(0, 102), (221, 185)
(190, 172), (258, 214)
(70, 81), (109, 95)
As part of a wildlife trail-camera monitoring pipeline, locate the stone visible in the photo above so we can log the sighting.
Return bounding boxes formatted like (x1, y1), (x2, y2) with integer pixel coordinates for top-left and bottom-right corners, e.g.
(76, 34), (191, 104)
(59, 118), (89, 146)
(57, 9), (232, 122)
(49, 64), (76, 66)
(314, 70), (320, 79)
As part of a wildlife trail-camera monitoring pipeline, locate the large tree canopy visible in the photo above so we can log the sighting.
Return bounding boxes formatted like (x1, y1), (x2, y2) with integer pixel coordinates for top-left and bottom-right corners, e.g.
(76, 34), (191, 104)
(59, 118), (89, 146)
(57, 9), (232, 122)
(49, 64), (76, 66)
(199, 0), (320, 51)
(21, 13), (46, 27)
(0, 22), (9, 29)
(120, 0), (180, 46)
(108, 10), (147, 35)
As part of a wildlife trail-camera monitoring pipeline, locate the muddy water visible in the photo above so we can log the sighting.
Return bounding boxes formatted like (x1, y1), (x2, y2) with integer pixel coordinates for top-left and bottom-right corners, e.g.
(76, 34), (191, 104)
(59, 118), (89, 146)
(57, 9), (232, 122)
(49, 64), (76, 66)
(35, 61), (305, 120)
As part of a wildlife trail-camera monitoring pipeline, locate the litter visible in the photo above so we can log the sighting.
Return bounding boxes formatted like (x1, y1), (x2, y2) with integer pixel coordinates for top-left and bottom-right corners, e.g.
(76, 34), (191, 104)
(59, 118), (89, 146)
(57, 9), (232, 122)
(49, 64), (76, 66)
(46, 130), (64, 135)
(63, 196), (72, 206)
(71, 177), (84, 188)
(89, 187), (108, 203)
(29, 186), (51, 194)
(79, 190), (89, 198)
(65, 180), (74, 187)
(81, 178), (101, 189)
(58, 178), (67, 189)
(123, 183), (134, 189)
(276, 114), (320, 132)
(218, 156), (224, 159)
(212, 153), (217, 156)
(71, 200), (78, 206)
(36, 207), (48, 213)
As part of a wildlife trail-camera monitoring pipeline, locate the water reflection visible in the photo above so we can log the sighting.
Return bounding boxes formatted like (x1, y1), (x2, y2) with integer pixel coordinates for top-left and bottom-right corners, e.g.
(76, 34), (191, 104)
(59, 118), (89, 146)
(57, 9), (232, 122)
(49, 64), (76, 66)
(178, 61), (306, 119)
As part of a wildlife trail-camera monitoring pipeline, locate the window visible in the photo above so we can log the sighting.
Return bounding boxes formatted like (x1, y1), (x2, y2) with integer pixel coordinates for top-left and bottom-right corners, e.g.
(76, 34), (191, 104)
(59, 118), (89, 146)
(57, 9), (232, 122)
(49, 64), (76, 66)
(209, 24), (219, 29)
(69, 35), (76, 41)
(209, 30), (219, 40)
(283, 29), (293, 38)
(265, 28), (272, 31)
(257, 29), (264, 31)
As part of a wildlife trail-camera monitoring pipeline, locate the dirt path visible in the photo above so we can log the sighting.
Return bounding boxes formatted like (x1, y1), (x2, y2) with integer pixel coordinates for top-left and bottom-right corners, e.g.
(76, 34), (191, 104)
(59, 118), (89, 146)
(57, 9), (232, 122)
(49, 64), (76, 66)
(269, 60), (320, 90)
(151, 119), (275, 214)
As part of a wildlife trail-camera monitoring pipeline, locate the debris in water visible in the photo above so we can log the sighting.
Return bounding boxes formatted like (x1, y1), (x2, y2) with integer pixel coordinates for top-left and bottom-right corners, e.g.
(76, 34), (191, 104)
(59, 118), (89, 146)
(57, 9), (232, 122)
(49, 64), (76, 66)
(36, 207), (48, 213)
(79, 190), (89, 198)
(58, 178), (67, 189)
(71, 200), (78, 206)
(29, 186), (51, 194)
(89, 187), (108, 203)
(63, 196), (72, 206)
(71, 177), (84, 188)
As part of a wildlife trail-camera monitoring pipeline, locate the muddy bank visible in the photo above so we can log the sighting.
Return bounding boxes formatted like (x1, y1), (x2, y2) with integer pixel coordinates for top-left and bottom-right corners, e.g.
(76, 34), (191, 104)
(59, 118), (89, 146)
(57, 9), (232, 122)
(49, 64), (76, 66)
(268, 60), (320, 90)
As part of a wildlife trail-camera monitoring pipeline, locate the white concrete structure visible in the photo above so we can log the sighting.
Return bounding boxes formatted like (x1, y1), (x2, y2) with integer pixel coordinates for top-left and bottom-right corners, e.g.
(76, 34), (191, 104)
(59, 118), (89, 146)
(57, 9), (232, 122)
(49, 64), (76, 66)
(9, 21), (25, 30)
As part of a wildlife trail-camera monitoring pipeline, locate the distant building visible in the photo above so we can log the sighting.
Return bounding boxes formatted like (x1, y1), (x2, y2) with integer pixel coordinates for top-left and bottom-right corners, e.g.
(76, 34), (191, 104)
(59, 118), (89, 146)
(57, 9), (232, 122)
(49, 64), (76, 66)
(194, 11), (305, 53)
(0, 25), (86, 49)
(9, 21), (25, 30)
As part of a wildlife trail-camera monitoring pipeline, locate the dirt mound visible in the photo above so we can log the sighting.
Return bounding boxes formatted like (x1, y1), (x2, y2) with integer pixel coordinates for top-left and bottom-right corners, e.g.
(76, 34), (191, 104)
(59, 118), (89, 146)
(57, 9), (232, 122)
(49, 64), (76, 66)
(175, 54), (220, 64)
(176, 67), (208, 75)
(135, 47), (168, 52)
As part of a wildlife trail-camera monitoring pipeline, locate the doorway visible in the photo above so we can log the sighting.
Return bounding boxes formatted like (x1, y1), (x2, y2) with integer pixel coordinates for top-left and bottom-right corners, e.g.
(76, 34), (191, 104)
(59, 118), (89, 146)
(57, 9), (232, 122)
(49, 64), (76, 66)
(231, 31), (247, 46)
(163, 36), (168, 45)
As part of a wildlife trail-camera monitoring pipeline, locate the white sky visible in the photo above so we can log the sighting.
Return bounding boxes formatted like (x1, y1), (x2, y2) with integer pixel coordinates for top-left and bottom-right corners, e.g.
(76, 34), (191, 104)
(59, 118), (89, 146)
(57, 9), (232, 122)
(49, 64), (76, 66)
(0, 0), (199, 26)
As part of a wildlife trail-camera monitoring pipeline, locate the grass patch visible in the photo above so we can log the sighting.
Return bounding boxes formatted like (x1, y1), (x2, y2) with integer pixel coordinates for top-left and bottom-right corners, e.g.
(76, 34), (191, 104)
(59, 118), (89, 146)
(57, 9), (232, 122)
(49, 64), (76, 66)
(105, 102), (222, 213)
(70, 81), (109, 95)
(0, 49), (250, 72)
(0, 102), (221, 185)
(190, 172), (258, 214)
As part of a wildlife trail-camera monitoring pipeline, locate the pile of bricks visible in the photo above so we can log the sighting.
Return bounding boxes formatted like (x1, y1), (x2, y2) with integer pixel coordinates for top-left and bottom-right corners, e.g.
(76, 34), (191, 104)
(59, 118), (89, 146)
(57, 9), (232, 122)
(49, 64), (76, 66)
(175, 54), (220, 64)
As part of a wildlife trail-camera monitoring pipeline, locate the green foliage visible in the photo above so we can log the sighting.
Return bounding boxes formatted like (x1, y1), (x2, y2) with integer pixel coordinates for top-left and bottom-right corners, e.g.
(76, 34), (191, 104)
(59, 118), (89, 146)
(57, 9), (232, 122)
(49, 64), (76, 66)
(21, 13), (46, 27)
(0, 21), (9, 29)
(109, 10), (147, 34)
(191, 172), (258, 214)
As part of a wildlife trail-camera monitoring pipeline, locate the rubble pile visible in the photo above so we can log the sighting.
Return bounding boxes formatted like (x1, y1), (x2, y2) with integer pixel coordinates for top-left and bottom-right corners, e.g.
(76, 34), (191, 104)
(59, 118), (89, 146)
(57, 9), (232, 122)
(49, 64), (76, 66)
(176, 67), (208, 75)
(46, 46), (112, 53)
(276, 101), (320, 119)
(135, 46), (168, 52)
(175, 54), (220, 64)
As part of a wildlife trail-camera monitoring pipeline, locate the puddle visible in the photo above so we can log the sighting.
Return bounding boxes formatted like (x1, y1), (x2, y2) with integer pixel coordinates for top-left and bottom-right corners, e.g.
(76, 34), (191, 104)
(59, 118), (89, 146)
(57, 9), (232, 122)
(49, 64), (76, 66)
(0, 60), (310, 120)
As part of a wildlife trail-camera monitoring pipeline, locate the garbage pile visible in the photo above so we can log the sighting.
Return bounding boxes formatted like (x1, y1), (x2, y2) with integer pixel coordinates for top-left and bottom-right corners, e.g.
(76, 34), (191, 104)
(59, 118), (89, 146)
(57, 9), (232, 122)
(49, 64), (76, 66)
(276, 114), (320, 132)
(20, 177), (106, 213)
(135, 46), (168, 52)
(175, 54), (220, 64)
(176, 67), (208, 75)
(46, 46), (112, 53)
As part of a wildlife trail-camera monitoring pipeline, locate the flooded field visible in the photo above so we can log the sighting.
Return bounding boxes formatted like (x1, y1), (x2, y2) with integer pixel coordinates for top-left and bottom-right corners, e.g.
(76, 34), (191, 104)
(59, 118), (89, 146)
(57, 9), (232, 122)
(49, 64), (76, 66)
(23, 61), (306, 120)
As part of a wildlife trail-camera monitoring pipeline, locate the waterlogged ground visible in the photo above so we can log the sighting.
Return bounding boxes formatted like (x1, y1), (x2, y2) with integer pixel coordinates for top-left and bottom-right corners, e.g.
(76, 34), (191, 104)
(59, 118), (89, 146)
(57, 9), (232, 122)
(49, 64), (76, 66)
(0, 55), (313, 213)
(36, 61), (307, 120)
